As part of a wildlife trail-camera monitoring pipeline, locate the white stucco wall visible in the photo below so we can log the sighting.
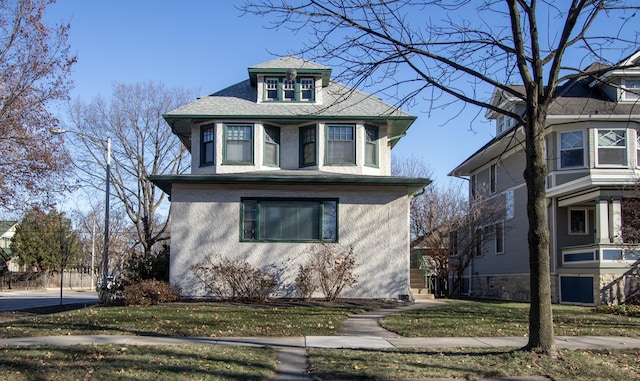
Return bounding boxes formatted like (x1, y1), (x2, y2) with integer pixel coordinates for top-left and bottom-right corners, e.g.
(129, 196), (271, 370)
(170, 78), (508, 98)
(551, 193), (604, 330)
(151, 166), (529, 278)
(170, 183), (411, 299)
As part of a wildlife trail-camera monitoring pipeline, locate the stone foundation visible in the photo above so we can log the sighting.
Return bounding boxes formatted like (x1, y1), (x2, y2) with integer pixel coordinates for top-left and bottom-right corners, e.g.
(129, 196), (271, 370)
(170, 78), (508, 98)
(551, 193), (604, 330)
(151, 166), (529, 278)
(469, 274), (560, 303)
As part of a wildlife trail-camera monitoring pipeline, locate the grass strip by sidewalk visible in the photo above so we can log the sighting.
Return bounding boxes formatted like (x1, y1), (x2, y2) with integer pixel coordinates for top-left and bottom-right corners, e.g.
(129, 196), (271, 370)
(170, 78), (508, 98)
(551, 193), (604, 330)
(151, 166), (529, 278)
(0, 345), (275, 381)
(380, 300), (640, 337)
(309, 347), (640, 380)
(0, 303), (372, 338)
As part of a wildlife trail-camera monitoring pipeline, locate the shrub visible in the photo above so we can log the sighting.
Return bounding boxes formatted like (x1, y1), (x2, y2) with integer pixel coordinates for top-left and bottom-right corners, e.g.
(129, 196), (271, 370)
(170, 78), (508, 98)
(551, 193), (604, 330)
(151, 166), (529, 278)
(191, 256), (277, 301)
(297, 243), (358, 301)
(594, 304), (640, 317)
(124, 279), (180, 306)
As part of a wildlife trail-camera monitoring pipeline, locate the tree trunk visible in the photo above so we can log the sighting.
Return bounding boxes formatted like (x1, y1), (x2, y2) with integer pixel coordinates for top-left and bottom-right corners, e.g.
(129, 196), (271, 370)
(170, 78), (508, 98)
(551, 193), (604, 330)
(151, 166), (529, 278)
(523, 114), (557, 355)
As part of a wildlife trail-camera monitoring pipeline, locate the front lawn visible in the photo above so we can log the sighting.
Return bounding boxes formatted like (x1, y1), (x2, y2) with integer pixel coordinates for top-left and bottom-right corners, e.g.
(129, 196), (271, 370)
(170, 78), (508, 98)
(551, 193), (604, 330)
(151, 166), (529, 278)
(0, 302), (375, 339)
(0, 345), (275, 380)
(309, 347), (640, 380)
(380, 299), (640, 337)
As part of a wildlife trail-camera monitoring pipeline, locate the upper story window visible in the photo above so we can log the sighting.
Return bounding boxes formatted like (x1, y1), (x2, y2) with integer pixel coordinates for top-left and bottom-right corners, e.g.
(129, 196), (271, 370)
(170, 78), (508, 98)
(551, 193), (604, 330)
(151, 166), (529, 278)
(264, 125), (280, 167)
(560, 131), (584, 168)
(200, 124), (215, 166)
(496, 116), (514, 134)
(569, 209), (588, 235)
(364, 125), (379, 167)
(326, 124), (356, 165)
(299, 125), (316, 167)
(223, 124), (253, 165)
(263, 77), (315, 102)
(597, 129), (627, 166)
(490, 164), (497, 194)
(622, 79), (640, 101)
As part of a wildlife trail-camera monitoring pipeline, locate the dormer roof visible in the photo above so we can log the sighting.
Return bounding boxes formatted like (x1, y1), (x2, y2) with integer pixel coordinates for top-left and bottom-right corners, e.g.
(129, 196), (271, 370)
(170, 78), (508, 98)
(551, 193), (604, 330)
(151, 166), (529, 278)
(247, 56), (332, 86)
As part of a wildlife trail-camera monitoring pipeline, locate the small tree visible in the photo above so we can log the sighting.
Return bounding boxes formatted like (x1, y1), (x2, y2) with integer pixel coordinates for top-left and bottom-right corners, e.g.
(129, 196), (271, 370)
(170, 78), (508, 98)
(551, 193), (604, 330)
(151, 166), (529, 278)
(11, 206), (82, 302)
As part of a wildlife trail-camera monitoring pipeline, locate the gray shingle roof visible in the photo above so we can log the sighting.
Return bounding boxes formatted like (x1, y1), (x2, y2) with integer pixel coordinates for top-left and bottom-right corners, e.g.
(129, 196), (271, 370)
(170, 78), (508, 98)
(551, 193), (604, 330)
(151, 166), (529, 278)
(248, 56), (330, 70)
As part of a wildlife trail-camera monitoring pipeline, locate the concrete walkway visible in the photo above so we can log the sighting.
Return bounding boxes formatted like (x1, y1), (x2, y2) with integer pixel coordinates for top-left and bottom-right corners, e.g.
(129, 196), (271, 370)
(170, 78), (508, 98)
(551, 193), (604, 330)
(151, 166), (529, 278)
(1, 300), (639, 380)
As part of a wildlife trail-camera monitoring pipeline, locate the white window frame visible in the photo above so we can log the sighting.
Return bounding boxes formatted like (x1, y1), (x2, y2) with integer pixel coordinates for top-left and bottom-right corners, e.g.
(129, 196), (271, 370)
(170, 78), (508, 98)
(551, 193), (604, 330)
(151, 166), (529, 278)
(622, 79), (640, 101)
(568, 208), (588, 235)
(596, 128), (627, 167)
(490, 164), (497, 194)
(559, 130), (585, 169)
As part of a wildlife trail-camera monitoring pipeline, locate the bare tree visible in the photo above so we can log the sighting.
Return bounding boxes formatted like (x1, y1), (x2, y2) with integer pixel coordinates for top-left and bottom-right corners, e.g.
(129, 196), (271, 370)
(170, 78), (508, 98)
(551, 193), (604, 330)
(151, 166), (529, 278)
(241, 0), (640, 354)
(0, 0), (76, 210)
(65, 82), (196, 280)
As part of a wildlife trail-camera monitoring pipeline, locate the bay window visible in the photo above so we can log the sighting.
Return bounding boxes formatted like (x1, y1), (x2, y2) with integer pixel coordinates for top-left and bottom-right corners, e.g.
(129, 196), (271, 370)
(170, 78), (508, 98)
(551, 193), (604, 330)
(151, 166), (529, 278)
(560, 131), (584, 168)
(597, 129), (626, 166)
(224, 124), (253, 164)
(326, 124), (355, 165)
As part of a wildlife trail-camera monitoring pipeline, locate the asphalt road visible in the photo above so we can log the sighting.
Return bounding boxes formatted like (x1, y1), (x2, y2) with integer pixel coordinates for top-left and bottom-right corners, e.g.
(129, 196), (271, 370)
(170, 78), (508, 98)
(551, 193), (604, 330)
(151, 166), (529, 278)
(0, 289), (98, 312)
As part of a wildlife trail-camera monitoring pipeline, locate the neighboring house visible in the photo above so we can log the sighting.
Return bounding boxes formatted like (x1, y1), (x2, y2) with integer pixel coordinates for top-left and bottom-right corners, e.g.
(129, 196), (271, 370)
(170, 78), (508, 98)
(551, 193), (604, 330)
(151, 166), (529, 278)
(150, 56), (430, 299)
(0, 221), (20, 272)
(449, 51), (640, 305)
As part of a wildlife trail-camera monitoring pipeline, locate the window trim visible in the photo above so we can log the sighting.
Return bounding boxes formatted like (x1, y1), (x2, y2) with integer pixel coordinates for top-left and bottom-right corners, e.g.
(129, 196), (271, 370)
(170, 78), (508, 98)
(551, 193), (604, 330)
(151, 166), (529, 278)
(200, 124), (215, 167)
(325, 124), (356, 165)
(262, 76), (316, 102)
(240, 198), (339, 242)
(364, 125), (379, 168)
(622, 79), (640, 101)
(299, 125), (317, 167)
(263, 125), (280, 167)
(568, 208), (589, 236)
(490, 164), (497, 194)
(596, 128), (627, 167)
(559, 130), (586, 169)
(223, 123), (254, 165)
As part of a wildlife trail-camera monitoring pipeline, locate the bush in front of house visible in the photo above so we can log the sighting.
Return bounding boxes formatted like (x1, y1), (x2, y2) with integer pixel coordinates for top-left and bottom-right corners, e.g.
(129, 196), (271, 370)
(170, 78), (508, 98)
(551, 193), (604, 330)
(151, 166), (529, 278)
(295, 243), (358, 301)
(190, 256), (277, 301)
(124, 279), (181, 306)
(594, 303), (640, 317)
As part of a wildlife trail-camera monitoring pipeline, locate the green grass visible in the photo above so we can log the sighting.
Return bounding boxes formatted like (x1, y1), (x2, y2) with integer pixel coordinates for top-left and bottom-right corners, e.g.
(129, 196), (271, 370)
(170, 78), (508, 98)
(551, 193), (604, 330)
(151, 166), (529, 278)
(309, 347), (640, 380)
(0, 303), (371, 339)
(380, 299), (640, 337)
(0, 345), (275, 380)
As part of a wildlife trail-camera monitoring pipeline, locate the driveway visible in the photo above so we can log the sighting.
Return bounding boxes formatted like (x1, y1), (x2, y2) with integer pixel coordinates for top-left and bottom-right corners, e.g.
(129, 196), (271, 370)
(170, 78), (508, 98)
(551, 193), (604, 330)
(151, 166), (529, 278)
(0, 289), (98, 312)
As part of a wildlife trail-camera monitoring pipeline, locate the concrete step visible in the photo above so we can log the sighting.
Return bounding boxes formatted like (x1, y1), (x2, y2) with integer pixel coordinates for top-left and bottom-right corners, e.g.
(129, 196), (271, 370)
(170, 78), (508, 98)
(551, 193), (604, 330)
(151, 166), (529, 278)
(411, 288), (435, 300)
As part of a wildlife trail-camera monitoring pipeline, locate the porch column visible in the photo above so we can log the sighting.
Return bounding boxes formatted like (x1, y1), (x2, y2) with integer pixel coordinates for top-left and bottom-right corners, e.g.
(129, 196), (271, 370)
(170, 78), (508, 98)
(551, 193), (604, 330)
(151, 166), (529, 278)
(610, 199), (623, 244)
(595, 199), (610, 244)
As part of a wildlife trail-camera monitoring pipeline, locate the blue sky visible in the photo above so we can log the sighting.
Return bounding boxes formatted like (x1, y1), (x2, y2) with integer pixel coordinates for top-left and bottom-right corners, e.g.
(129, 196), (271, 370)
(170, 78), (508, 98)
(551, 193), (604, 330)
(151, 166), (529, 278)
(44, 1), (500, 186)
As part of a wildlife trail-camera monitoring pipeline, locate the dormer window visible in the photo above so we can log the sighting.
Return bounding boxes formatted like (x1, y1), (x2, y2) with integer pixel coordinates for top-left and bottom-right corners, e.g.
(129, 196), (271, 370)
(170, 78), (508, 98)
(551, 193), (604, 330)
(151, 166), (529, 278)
(497, 115), (515, 135)
(622, 79), (640, 101)
(263, 77), (315, 102)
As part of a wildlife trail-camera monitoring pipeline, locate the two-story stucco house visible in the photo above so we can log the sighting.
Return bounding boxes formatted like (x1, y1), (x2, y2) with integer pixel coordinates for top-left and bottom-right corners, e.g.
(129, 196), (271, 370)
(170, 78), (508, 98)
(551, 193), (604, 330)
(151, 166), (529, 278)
(449, 51), (640, 305)
(150, 56), (430, 299)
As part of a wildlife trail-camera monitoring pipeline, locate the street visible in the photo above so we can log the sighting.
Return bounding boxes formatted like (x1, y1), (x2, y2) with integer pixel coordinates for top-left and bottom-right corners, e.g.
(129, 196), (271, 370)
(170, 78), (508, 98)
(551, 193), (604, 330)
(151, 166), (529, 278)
(0, 289), (98, 312)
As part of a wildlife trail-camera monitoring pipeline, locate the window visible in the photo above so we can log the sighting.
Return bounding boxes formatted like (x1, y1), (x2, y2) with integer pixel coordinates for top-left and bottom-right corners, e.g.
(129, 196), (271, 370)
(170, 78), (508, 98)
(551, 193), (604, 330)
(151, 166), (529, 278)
(623, 79), (640, 101)
(449, 230), (458, 255)
(495, 222), (504, 254)
(365, 125), (379, 167)
(263, 77), (315, 102)
(560, 131), (584, 168)
(299, 125), (316, 167)
(569, 209), (588, 235)
(265, 78), (279, 101)
(326, 124), (355, 165)
(490, 164), (497, 194)
(470, 174), (477, 199)
(300, 78), (314, 101)
(224, 124), (253, 164)
(597, 129), (627, 166)
(200, 124), (215, 166)
(637, 132), (640, 167)
(263, 125), (280, 167)
(474, 228), (483, 257)
(241, 198), (338, 242)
